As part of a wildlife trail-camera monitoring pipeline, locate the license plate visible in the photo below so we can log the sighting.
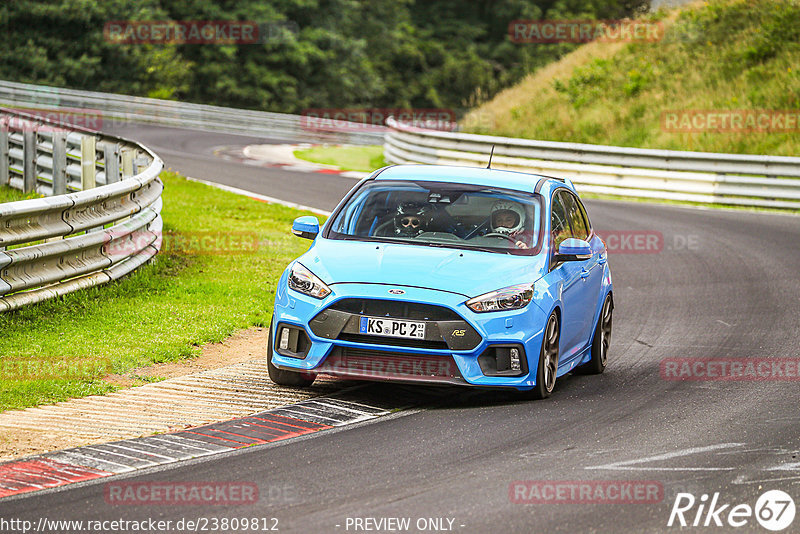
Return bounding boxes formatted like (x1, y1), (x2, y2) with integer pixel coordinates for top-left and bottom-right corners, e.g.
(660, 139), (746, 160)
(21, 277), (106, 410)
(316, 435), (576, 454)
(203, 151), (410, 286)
(359, 316), (426, 339)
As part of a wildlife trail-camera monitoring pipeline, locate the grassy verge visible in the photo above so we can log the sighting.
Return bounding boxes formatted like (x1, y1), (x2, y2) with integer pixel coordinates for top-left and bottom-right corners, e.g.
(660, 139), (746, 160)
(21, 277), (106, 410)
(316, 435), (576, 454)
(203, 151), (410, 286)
(0, 186), (41, 203)
(293, 145), (387, 172)
(464, 0), (800, 157)
(0, 171), (320, 412)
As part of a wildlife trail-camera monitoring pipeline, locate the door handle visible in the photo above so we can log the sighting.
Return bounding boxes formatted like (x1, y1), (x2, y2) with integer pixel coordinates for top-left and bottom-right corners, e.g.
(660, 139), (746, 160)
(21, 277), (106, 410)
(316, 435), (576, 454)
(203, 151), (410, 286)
(581, 268), (590, 279)
(598, 253), (607, 265)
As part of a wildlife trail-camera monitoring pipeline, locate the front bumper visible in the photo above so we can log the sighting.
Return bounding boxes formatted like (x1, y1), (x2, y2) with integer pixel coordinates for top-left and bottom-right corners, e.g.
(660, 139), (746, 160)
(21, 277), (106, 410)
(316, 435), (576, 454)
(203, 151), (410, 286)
(272, 279), (549, 390)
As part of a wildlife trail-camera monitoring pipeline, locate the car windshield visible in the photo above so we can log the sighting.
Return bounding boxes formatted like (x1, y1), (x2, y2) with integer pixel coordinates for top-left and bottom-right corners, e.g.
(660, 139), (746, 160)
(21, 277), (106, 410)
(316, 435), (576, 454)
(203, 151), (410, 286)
(327, 180), (542, 255)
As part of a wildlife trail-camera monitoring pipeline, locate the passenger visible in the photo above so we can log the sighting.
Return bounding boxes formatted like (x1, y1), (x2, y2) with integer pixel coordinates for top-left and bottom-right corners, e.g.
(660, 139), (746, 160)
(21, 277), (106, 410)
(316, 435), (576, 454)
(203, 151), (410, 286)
(393, 202), (433, 237)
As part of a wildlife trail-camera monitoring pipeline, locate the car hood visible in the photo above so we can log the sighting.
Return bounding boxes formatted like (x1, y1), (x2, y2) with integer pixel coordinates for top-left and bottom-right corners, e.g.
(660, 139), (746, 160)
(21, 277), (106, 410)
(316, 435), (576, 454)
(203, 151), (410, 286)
(296, 238), (547, 298)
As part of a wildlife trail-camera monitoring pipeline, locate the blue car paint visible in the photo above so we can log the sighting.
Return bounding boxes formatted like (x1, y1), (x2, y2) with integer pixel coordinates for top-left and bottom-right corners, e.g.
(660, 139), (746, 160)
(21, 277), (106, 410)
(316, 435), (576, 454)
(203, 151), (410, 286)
(291, 215), (321, 236)
(271, 165), (613, 391)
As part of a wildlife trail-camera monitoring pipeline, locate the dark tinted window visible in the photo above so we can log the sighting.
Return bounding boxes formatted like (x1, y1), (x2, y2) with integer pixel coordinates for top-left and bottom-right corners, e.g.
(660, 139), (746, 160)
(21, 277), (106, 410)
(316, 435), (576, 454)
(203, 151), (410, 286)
(550, 191), (571, 249)
(576, 197), (592, 235)
(559, 191), (589, 240)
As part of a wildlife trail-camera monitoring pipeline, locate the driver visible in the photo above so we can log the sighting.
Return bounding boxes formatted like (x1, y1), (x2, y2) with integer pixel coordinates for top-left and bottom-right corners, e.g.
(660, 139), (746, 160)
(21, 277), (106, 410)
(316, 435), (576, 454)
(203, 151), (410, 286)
(393, 202), (433, 237)
(490, 201), (529, 249)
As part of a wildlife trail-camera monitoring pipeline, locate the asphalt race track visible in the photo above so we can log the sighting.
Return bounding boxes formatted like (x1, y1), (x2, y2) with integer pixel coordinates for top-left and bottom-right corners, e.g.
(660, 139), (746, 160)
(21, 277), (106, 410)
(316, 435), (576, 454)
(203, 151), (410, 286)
(1, 125), (799, 533)
(103, 124), (358, 211)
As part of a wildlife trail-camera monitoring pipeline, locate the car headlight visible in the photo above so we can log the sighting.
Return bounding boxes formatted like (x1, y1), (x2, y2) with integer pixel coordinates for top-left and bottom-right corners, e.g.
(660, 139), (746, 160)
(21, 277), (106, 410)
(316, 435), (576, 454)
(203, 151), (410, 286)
(466, 283), (533, 313)
(288, 263), (331, 299)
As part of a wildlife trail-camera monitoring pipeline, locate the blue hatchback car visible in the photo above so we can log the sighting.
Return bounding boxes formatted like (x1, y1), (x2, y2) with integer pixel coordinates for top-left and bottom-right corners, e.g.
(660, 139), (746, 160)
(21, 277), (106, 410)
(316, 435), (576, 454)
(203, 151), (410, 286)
(268, 165), (613, 398)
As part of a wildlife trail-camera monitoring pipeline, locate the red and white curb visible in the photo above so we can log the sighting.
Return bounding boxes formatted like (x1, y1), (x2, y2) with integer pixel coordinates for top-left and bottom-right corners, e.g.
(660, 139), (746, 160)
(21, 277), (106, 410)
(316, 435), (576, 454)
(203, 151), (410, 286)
(0, 386), (442, 500)
(214, 145), (369, 180)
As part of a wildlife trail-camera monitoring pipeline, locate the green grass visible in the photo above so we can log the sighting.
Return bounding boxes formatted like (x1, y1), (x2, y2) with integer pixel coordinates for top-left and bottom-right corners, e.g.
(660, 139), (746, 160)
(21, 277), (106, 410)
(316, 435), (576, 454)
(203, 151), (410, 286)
(293, 145), (387, 172)
(0, 171), (321, 412)
(0, 185), (41, 203)
(464, 0), (800, 157)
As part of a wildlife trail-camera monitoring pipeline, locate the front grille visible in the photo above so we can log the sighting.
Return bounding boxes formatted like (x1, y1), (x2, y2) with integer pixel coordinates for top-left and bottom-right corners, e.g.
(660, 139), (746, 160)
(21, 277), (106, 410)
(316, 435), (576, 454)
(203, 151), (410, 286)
(310, 298), (482, 351)
(327, 298), (461, 321)
(338, 332), (449, 350)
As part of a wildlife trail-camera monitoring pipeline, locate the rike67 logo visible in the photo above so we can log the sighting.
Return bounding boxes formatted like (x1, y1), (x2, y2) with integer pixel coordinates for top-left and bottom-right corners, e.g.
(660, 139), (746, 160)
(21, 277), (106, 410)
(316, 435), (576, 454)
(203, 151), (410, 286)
(668, 490), (796, 531)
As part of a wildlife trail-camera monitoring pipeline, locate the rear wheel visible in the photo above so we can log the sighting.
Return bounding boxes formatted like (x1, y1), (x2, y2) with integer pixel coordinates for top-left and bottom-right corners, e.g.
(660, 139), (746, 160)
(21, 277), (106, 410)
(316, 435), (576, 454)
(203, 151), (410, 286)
(575, 294), (613, 375)
(530, 312), (560, 399)
(266, 318), (316, 387)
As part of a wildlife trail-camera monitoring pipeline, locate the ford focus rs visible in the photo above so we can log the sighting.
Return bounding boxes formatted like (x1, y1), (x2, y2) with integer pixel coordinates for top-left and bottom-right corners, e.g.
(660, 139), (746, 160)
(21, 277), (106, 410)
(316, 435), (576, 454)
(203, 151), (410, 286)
(268, 164), (613, 398)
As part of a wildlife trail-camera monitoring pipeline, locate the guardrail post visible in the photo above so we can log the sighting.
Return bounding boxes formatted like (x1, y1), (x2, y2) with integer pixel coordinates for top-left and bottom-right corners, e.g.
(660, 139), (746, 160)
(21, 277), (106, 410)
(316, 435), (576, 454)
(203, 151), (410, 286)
(115, 147), (135, 225)
(121, 147), (134, 179)
(22, 128), (36, 193)
(104, 142), (120, 184)
(0, 117), (8, 186)
(135, 153), (149, 175)
(80, 135), (96, 191)
(52, 131), (67, 195)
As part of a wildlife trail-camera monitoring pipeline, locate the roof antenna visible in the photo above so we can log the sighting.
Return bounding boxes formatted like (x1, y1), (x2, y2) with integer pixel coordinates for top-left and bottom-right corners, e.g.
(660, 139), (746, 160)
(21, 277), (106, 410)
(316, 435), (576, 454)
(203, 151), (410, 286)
(486, 144), (495, 169)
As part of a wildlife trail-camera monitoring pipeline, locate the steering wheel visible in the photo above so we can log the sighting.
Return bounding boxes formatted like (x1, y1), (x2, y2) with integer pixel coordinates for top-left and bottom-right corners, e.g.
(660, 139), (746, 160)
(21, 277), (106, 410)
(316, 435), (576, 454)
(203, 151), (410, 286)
(482, 232), (517, 244)
(464, 220), (490, 240)
(372, 219), (396, 236)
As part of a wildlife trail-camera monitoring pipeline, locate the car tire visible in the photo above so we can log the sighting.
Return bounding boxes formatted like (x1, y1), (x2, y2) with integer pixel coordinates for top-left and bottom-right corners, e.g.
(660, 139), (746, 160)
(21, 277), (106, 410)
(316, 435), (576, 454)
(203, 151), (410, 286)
(530, 312), (560, 400)
(574, 294), (613, 375)
(267, 318), (316, 387)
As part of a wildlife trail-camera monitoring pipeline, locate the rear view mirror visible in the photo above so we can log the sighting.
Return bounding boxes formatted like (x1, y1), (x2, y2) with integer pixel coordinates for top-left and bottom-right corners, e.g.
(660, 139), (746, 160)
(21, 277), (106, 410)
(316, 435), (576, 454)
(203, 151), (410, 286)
(292, 216), (320, 240)
(555, 238), (592, 261)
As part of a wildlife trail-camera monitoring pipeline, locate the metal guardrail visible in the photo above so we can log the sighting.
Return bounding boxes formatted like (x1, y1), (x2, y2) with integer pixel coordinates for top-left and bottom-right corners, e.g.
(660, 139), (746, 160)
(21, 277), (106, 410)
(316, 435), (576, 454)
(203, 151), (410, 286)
(0, 80), (385, 146)
(384, 118), (800, 209)
(0, 107), (163, 312)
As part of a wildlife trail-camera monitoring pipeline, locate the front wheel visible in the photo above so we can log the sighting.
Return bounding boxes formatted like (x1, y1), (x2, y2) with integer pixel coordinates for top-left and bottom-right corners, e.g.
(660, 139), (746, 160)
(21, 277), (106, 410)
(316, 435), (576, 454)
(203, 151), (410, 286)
(530, 312), (560, 399)
(266, 318), (316, 387)
(575, 294), (613, 375)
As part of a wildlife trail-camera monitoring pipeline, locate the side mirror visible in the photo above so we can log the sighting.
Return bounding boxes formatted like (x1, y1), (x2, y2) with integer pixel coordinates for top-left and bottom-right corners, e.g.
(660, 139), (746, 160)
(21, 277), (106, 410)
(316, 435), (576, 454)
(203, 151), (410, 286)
(555, 238), (592, 261)
(292, 216), (319, 240)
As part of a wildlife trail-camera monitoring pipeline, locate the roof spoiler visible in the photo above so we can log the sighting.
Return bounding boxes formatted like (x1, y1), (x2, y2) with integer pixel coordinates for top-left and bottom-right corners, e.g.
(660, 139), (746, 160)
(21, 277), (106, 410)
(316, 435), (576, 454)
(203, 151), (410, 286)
(534, 175), (576, 193)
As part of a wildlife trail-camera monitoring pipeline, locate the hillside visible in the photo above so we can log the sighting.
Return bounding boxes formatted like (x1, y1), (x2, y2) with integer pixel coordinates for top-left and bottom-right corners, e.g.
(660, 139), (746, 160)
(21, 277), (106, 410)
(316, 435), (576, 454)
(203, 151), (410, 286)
(463, 0), (800, 156)
(0, 0), (646, 115)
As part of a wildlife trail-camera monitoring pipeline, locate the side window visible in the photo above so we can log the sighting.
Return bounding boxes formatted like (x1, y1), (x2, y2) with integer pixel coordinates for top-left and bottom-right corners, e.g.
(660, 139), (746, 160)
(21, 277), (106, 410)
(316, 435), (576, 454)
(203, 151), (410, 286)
(550, 192), (571, 249)
(560, 191), (589, 241)
(576, 197), (592, 237)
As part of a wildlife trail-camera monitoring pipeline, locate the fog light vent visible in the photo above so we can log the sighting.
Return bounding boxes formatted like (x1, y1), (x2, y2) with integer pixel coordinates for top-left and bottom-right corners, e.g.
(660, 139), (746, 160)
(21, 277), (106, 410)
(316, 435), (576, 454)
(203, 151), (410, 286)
(510, 347), (521, 371)
(477, 344), (526, 377)
(275, 324), (311, 359)
(280, 328), (290, 350)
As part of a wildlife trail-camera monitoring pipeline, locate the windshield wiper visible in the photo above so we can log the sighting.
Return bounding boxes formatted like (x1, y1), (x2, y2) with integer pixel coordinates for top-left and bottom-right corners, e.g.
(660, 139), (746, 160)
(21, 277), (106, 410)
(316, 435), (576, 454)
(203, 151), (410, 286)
(422, 242), (511, 254)
(339, 235), (409, 245)
(337, 235), (514, 254)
